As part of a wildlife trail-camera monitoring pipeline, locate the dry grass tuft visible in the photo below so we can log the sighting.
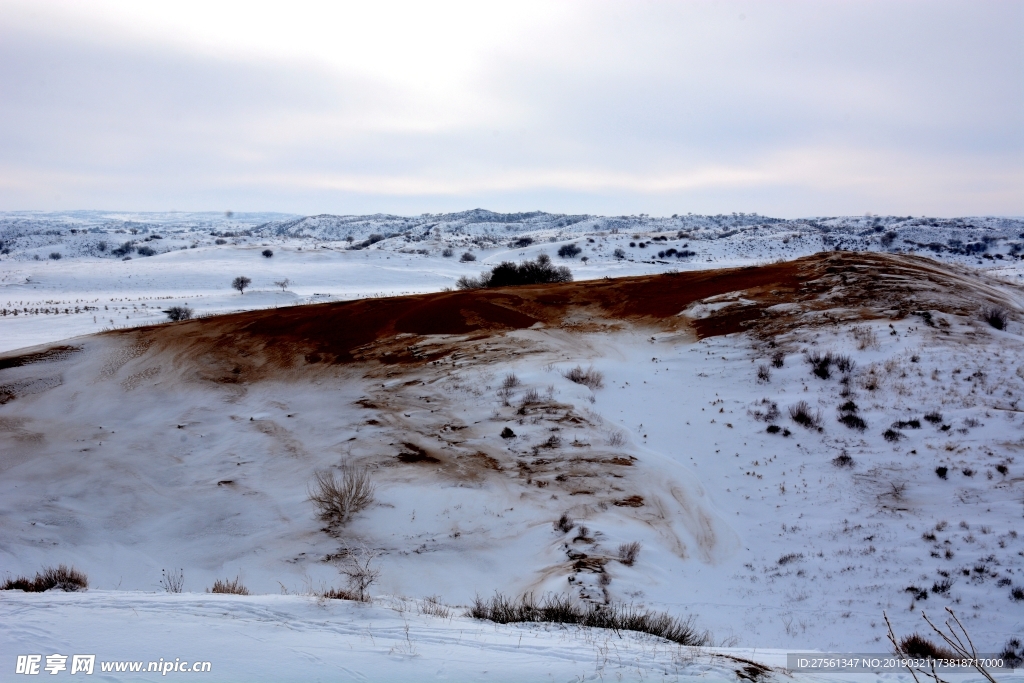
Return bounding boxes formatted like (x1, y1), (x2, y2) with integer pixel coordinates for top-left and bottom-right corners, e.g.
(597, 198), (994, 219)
(898, 633), (957, 660)
(468, 593), (710, 646)
(789, 401), (823, 429)
(618, 541), (642, 566)
(562, 365), (604, 390)
(210, 577), (250, 595)
(420, 595), (452, 618)
(852, 326), (881, 351)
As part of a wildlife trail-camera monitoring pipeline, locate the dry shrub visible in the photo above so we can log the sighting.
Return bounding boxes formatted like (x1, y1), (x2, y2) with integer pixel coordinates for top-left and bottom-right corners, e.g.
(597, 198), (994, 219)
(789, 401), (822, 429)
(756, 364), (771, 383)
(160, 568), (184, 593)
(517, 388), (541, 414)
(210, 577), (250, 595)
(554, 513), (575, 533)
(308, 465), (375, 527)
(618, 541), (642, 566)
(839, 413), (867, 431)
(562, 365), (604, 390)
(468, 593), (709, 646)
(338, 547), (381, 602)
(898, 633), (956, 660)
(3, 564), (88, 592)
(852, 326), (880, 351)
(319, 586), (358, 600)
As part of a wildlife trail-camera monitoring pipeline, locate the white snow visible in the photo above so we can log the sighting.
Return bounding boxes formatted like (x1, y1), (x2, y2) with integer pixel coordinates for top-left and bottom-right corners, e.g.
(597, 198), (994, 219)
(2, 210), (1023, 681)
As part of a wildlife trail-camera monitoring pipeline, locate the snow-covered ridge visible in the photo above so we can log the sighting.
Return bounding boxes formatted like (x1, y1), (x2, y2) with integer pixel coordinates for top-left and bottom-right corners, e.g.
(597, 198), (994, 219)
(2, 209), (1022, 265)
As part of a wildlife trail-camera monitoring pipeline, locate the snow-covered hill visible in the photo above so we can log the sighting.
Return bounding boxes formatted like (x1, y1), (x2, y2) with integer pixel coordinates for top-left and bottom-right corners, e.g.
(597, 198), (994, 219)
(2, 252), (1022, 681)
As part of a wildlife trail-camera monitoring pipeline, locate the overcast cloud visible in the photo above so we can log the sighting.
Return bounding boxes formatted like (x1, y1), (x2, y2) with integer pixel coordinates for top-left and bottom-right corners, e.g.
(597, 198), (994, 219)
(0, 0), (1021, 216)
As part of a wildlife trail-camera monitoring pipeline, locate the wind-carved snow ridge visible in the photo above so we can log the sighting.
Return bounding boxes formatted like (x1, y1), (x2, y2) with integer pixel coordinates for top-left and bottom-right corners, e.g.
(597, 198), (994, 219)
(1, 248), (1023, 680)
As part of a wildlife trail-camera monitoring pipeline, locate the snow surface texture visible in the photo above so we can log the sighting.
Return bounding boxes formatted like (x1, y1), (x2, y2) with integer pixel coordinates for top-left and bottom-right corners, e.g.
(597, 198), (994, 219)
(1, 209), (1022, 354)
(2, 592), (793, 682)
(2, 218), (1024, 681)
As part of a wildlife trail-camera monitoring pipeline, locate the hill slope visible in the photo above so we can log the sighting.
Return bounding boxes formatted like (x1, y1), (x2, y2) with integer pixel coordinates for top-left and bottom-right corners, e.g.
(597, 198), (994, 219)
(2, 252), (1023, 658)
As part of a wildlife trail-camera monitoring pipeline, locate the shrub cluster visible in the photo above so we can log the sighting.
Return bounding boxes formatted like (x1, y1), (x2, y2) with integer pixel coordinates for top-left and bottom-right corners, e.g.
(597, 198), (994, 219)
(805, 351), (854, 380)
(164, 306), (194, 322)
(2, 565), (88, 592)
(557, 244), (582, 258)
(468, 593), (709, 646)
(457, 255), (572, 290)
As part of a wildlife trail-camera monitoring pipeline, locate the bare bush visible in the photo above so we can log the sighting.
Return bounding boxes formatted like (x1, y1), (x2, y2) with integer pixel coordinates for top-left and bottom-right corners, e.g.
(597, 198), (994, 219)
(885, 607), (1000, 683)
(308, 465), (375, 527)
(834, 354), (856, 373)
(210, 577), (249, 595)
(160, 568), (184, 593)
(517, 388), (541, 414)
(618, 541), (642, 566)
(2, 564), (88, 592)
(339, 547), (381, 602)
(756, 364), (771, 383)
(502, 373), (520, 389)
(274, 278), (290, 291)
(562, 365), (604, 390)
(554, 513), (574, 533)
(789, 401), (823, 429)
(805, 351), (834, 379)
(164, 306), (193, 322)
(607, 430), (626, 447)
(459, 251), (476, 262)
(467, 593), (709, 646)
(771, 351), (785, 368)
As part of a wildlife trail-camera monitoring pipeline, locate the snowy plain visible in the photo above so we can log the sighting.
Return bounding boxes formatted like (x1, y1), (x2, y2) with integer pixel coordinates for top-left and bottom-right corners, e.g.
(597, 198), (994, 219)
(2, 210), (1024, 682)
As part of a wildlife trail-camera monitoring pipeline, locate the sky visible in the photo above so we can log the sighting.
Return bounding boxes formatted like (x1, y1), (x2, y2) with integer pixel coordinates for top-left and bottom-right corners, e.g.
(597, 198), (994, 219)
(0, 0), (1021, 218)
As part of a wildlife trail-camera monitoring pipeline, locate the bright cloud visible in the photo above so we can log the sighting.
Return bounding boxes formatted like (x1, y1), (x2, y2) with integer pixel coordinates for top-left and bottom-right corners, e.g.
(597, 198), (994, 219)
(0, 0), (1020, 216)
